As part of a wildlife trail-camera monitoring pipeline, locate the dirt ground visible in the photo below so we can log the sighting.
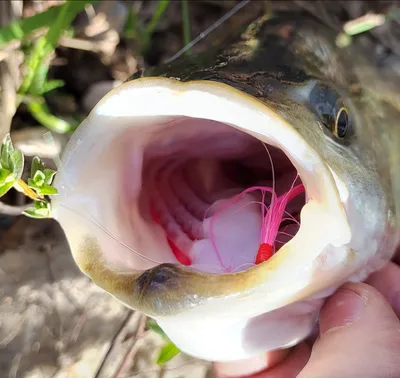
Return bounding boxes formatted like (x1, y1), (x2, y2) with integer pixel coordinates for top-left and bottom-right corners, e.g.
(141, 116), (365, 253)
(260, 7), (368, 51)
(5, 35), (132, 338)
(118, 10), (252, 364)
(0, 217), (212, 378)
(1, 1), (400, 377)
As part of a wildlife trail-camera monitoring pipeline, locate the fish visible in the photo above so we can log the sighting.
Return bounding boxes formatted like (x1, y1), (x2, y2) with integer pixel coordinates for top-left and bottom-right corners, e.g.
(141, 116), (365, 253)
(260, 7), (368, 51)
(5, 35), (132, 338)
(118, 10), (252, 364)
(51, 12), (400, 363)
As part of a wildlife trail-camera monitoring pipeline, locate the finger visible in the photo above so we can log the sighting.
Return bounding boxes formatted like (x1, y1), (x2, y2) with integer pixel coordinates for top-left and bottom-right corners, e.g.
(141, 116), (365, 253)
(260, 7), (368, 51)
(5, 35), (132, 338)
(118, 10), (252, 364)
(366, 261), (400, 317)
(297, 283), (400, 378)
(214, 344), (310, 378)
(247, 343), (310, 378)
(213, 349), (290, 378)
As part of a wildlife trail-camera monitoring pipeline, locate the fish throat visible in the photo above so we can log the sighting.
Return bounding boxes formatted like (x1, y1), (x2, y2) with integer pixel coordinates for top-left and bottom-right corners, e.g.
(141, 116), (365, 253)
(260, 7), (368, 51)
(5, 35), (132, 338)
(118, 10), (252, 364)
(122, 117), (306, 274)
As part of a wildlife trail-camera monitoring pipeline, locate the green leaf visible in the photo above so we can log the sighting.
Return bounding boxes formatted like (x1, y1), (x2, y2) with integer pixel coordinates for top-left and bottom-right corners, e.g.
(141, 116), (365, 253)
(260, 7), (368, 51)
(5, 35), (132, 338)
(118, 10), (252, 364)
(23, 207), (41, 218)
(10, 150), (24, 181)
(19, 37), (47, 95)
(41, 79), (65, 94)
(28, 178), (39, 190)
(29, 62), (50, 96)
(142, 0), (169, 53)
(0, 168), (11, 184)
(45, 1), (90, 51)
(147, 319), (169, 341)
(27, 99), (73, 134)
(43, 169), (56, 185)
(34, 200), (48, 209)
(38, 184), (58, 196)
(181, 0), (191, 55)
(23, 204), (51, 219)
(31, 156), (45, 178)
(144, 0), (169, 36)
(123, 6), (138, 39)
(33, 170), (46, 187)
(0, 181), (15, 197)
(156, 341), (181, 365)
(0, 134), (23, 181)
(1, 134), (13, 170)
(343, 14), (386, 36)
(0, 1), (100, 48)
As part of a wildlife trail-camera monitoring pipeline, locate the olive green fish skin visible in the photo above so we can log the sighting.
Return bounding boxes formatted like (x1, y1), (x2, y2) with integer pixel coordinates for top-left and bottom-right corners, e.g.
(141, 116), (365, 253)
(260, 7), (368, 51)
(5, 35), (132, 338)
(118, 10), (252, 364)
(80, 235), (269, 316)
(80, 14), (400, 317)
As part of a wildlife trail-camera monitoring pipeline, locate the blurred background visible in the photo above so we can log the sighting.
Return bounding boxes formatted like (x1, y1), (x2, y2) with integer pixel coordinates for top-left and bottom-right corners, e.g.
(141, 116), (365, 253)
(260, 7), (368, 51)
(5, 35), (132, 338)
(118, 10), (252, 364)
(1, 1), (400, 377)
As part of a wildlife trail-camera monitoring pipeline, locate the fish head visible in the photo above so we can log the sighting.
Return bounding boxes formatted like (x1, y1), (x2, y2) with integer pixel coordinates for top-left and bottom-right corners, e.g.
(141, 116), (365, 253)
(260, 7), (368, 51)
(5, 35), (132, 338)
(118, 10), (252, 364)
(51, 16), (400, 362)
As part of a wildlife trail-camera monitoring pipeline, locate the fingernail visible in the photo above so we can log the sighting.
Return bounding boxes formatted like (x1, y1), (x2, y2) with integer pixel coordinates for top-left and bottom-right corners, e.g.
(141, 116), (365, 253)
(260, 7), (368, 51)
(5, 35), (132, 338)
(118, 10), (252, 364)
(320, 289), (366, 334)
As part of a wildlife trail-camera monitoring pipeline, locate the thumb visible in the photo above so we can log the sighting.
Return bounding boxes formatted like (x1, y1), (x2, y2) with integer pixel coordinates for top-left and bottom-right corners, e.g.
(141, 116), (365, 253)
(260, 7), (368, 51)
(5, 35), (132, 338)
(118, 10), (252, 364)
(297, 282), (400, 378)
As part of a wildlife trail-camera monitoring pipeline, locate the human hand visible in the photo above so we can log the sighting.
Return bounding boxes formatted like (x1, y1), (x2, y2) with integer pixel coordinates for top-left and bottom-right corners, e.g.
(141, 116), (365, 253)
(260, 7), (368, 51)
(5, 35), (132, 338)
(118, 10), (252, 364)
(214, 250), (400, 378)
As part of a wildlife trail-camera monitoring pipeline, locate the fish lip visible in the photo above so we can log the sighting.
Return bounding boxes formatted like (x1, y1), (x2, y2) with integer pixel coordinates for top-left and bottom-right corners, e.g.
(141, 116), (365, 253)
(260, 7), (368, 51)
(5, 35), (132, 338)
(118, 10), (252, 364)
(52, 77), (352, 317)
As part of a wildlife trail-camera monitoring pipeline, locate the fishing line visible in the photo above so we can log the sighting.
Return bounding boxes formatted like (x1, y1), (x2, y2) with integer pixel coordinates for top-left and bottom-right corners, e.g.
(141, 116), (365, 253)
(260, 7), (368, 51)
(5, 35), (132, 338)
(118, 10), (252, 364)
(231, 262), (256, 273)
(207, 141), (281, 270)
(58, 203), (164, 265)
(164, 0), (251, 64)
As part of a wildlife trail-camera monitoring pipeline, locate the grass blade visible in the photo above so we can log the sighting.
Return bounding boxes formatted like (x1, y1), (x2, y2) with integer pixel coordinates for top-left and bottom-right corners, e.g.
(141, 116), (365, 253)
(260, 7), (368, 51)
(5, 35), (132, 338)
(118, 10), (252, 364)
(147, 319), (169, 341)
(145, 0), (170, 36)
(156, 341), (181, 365)
(27, 100), (73, 134)
(142, 0), (169, 52)
(181, 0), (191, 55)
(45, 1), (91, 51)
(124, 5), (138, 39)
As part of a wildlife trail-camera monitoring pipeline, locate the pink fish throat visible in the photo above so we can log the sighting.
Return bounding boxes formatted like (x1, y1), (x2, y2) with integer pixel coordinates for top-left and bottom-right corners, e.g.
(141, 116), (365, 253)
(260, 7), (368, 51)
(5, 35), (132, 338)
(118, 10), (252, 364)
(151, 181), (305, 270)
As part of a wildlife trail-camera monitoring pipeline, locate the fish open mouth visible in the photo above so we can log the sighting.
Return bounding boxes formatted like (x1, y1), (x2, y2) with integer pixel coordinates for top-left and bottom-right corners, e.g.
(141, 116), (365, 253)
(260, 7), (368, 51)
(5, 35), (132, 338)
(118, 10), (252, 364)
(126, 117), (306, 274)
(53, 78), (351, 283)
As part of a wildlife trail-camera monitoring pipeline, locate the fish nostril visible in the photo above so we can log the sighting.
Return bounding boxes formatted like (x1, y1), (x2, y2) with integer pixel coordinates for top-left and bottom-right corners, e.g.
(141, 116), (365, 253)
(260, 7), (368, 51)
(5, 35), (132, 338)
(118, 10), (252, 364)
(137, 265), (179, 295)
(151, 269), (169, 284)
(149, 265), (178, 289)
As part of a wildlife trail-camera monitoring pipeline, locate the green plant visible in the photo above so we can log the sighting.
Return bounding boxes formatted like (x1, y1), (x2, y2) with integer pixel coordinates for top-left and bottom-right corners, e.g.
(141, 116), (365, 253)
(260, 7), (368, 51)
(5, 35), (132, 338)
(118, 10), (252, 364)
(147, 319), (181, 365)
(0, 0), (99, 134)
(124, 0), (170, 55)
(0, 134), (57, 218)
(181, 0), (191, 56)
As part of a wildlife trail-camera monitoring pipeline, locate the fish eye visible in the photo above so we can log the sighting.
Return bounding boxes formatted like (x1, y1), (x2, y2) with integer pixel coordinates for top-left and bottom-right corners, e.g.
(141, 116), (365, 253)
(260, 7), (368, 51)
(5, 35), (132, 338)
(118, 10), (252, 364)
(309, 83), (352, 140)
(335, 107), (349, 138)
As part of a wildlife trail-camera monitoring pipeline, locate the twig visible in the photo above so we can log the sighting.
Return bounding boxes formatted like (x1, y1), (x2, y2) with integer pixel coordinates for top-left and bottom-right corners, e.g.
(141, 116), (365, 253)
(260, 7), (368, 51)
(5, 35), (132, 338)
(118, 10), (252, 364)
(0, 315), (24, 348)
(0, 41), (21, 63)
(164, 0), (251, 64)
(58, 36), (99, 52)
(0, 1), (22, 139)
(0, 201), (29, 216)
(68, 308), (88, 344)
(94, 310), (135, 378)
(112, 314), (148, 378)
(9, 353), (22, 378)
